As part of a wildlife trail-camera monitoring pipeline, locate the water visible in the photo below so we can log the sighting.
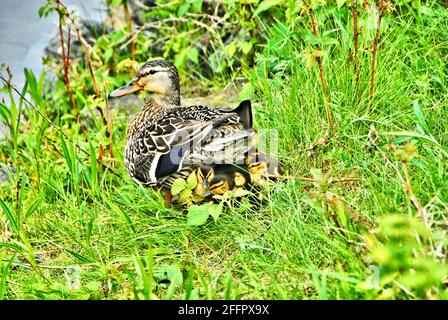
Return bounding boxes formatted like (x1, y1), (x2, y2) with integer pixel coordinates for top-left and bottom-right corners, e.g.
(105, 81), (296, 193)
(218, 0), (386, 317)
(0, 0), (105, 90)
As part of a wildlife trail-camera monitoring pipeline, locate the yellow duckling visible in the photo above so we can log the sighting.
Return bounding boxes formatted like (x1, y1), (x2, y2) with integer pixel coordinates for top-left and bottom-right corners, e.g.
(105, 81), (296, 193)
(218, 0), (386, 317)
(194, 164), (250, 198)
(245, 147), (284, 186)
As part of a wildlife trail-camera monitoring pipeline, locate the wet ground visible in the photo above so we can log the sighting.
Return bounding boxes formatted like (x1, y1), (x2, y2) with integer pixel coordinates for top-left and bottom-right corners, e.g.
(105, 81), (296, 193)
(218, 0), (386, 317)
(0, 0), (105, 89)
(0, 0), (105, 175)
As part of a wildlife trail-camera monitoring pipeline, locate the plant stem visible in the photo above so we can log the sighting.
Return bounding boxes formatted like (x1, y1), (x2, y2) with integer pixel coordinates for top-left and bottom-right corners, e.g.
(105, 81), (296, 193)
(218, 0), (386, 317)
(302, 177), (360, 184)
(369, 0), (384, 112)
(74, 25), (100, 97)
(106, 0), (115, 29)
(15, 179), (21, 235)
(123, 1), (136, 61)
(401, 160), (428, 225)
(33, 148), (42, 192)
(352, 0), (360, 90)
(56, 0), (77, 112)
(104, 85), (114, 159)
(66, 24), (71, 66)
(303, 0), (334, 134)
(59, 0), (100, 97)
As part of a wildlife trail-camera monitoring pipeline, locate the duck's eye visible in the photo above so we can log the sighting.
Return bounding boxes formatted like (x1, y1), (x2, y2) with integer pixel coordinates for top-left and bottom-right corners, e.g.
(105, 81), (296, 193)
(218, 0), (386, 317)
(148, 70), (157, 75)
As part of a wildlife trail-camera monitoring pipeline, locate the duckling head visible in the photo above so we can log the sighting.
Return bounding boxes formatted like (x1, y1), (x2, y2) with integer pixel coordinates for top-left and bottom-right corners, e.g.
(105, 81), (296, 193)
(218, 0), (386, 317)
(194, 165), (215, 197)
(204, 174), (235, 198)
(110, 59), (180, 106)
(233, 171), (248, 187)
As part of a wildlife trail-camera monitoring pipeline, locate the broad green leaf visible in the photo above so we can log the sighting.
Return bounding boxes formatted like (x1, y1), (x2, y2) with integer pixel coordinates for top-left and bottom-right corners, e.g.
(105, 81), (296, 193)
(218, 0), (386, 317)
(208, 204), (223, 222)
(177, 3), (190, 16)
(186, 47), (199, 65)
(24, 68), (42, 106)
(186, 172), (198, 189)
(158, 265), (183, 300)
(239, 82), (255, 101)
(336, 0), (347, 9)
(254, 0), (284, 16)
(60, 133), (72, 171)
(240, 42), (253, 55)
(334, 199), (349, 230)
(230, 188), (251, 198)
(225, 44), (237, 57)
(109, 29), (127, 44)
(187, 204), (210, 226)
(157, 265), (183, 286)
(191, 0), (203, 11)
(171, 178), (187, 196)
(178, 188), (193, 203)
(174, 47), (188, 68)
(85, 281), (101, 292)
(38, 5), (47, 18)
(116, 58), (138, 75)
(109, 0), (122, 6)
(104, 48), (114, 63)
(321, 37), (339, 46)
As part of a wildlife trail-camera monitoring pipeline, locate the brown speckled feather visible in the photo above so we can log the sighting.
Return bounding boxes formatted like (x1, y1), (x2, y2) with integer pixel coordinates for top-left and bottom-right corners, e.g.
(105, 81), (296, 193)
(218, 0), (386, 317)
(125, 102), (256, 188)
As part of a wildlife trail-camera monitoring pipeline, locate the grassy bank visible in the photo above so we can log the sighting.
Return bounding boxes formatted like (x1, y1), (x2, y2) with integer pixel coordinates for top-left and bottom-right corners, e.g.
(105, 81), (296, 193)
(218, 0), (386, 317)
(0, 1), (447, 299)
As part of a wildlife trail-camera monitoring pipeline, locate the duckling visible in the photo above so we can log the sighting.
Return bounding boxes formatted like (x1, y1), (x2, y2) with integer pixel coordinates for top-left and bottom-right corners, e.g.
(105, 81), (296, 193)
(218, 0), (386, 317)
(193, 164), (215, 197)
(245, 147), (284, 186)
(194, 164), (251, 198)
(109, 59), (257, 189)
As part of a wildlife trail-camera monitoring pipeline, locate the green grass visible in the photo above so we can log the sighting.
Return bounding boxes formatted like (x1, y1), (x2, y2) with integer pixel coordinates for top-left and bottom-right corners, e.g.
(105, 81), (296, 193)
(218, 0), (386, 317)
(0, 3), (447, 299)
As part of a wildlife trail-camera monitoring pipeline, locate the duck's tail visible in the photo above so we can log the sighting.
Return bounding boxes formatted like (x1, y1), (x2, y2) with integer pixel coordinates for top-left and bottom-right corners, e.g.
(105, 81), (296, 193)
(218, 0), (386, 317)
(232, 100), (253, 130)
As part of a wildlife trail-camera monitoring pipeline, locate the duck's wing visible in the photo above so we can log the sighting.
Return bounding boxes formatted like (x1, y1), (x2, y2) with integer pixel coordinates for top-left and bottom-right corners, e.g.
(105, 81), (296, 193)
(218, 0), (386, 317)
(126, 115), (213, 184)
(172, 105), (240, 122)
(127, 112), (240, 185)
(176, 102), (253, 129)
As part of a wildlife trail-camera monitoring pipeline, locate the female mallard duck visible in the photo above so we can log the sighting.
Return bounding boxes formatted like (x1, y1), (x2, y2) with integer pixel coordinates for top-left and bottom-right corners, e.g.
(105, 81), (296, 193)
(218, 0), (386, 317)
(109, 59), (259, 188)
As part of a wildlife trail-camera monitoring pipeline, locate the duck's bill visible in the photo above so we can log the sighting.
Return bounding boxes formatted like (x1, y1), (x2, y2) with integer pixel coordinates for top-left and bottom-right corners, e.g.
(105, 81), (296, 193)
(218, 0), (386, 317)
(109, 81), (141, 97)
(203, 190), (212, 198)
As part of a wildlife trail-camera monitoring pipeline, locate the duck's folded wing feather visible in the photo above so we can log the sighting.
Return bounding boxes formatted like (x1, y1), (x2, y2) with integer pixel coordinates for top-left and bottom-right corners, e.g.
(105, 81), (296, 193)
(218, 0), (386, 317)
(172, 105), (241, 124)
(127, 110), (253, 186)
(127, 115), (214, 184)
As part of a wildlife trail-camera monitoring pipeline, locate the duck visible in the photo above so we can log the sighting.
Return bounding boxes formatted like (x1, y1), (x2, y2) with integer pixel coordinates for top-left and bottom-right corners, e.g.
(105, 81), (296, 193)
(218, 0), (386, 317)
(109, 59), (262, 189)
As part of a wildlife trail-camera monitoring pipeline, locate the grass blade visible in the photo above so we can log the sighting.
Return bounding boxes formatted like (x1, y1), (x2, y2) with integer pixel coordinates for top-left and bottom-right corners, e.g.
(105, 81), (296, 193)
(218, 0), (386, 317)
(64, 248), (95, 263)
(0, 255), (15, 300)
(383, 131), (448, 158)
(0, 199), (17, 234)
(412, 100), (430, 135)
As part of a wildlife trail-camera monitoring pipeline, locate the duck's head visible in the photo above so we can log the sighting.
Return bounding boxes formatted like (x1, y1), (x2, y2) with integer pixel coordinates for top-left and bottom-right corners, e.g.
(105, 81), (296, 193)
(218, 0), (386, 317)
(110, 59), (180, 105)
